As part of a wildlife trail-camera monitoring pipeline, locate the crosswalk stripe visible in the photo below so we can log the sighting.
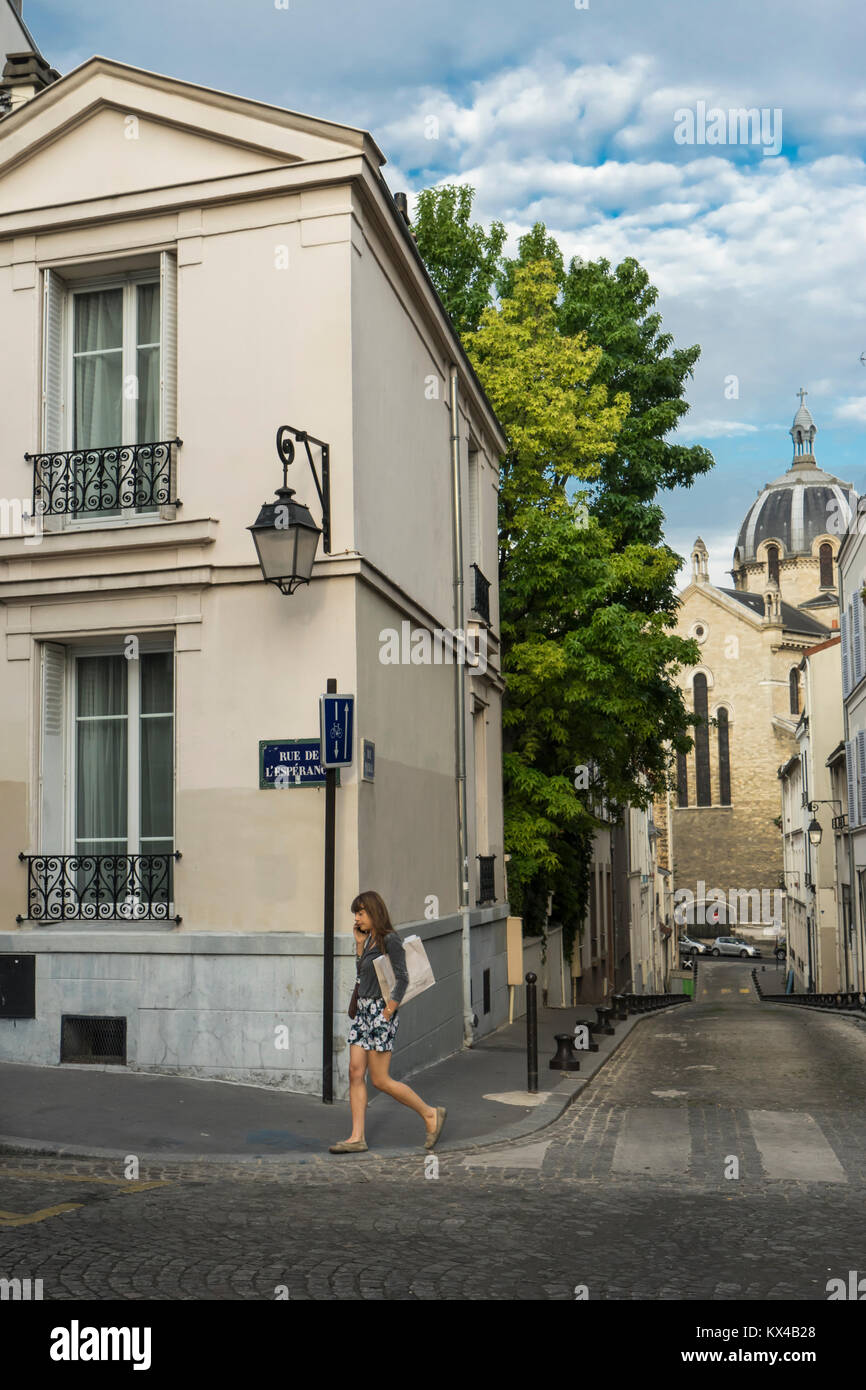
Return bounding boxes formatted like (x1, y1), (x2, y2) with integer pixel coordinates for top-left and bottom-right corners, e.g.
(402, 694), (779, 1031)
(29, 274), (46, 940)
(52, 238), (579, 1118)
(747, 1110), (846, 1183)
(611, 1107), (690, 1175)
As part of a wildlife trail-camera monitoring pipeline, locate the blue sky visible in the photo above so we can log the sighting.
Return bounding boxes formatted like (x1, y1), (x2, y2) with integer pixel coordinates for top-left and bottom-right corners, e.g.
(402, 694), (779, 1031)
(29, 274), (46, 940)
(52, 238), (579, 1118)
(22, 0), (866, 586)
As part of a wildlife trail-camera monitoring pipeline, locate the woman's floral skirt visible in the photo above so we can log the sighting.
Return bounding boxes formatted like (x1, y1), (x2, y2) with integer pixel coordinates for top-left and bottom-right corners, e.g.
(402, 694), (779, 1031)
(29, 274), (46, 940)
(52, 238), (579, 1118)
(347, 997), (399, 1052)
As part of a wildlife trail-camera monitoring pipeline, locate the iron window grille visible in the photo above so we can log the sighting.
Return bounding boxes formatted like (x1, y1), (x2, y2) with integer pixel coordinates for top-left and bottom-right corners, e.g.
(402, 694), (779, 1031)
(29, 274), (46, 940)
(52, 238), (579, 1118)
(61, 1015), (127, 1065)
(17, 852), (181, 924)
(477, 854), (496, 905)
(471, 564), (491, 625)
(832, 813), (848, 830)
(27, 438), (182, 518)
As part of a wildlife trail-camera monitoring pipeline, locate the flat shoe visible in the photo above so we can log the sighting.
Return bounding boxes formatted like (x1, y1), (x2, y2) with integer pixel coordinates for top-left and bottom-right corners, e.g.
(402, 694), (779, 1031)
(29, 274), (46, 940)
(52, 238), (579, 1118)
(424, 1106), (446, 1150)
(329, 1139), (368, 1153)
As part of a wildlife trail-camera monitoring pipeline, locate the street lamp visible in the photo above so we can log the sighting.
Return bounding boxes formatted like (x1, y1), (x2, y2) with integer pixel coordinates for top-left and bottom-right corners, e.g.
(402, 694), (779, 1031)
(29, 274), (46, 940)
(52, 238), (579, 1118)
(248, 426), (331, 593)
(804, 799), (841, 849)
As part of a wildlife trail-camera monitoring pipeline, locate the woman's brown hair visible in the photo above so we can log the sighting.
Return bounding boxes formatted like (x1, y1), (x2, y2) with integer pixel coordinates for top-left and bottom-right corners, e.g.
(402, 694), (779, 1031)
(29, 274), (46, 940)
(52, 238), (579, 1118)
(351, 890), (394, 953)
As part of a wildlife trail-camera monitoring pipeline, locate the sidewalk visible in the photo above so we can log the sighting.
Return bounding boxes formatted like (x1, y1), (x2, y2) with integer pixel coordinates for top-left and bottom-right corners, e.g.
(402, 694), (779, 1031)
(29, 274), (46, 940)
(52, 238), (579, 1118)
(0, 1001), (683, 1164)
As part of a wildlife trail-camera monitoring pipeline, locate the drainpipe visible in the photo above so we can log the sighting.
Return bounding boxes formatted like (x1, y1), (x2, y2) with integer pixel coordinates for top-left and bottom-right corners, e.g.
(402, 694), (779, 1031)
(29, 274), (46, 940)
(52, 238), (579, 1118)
(840, 557), (862, 993)
(450, 365), (474, 1045)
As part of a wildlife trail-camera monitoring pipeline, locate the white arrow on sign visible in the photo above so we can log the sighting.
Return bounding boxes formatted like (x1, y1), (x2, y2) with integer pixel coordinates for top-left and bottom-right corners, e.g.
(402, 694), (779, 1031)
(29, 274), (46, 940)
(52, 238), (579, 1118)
(344, 702), (349, 760)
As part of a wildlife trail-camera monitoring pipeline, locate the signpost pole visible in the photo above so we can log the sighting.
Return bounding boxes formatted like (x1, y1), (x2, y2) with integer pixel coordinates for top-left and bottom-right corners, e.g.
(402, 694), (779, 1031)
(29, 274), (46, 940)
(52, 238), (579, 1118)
(322, 677), (337, 1104)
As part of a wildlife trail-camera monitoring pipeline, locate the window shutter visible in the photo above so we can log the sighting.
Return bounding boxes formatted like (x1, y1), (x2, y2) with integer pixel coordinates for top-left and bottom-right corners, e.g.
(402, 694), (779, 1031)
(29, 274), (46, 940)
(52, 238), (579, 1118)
(41, 268), (66, 450)
(159, 250), (178, 440)
(854, 600), (864, 688)
(841, 608), (851, 696)
(39, 643), (66, 851)
(857, 730), (866, 828)
(467, 450), (479, 564)
(847, 740), (858, 828)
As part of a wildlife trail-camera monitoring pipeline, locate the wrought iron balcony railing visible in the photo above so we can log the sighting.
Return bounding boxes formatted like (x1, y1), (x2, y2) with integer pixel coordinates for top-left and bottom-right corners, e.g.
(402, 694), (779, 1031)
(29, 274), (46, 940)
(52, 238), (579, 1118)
(471, 563), (491, 625)
(477, 854), (496, 905)
(17, 852), (181, 924)
(26, 438), (182, 517)
(832, 813), (848, 830)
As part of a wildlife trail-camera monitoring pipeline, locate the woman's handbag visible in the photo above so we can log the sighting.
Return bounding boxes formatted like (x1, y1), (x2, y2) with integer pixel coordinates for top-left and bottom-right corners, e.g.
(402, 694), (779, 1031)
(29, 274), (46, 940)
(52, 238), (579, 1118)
(373, 935), (435, 1005)
(348, 982), (359, 1019)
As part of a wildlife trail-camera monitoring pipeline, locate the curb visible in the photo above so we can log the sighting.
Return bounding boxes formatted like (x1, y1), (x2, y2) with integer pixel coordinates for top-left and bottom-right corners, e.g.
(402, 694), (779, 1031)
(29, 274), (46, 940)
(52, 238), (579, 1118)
(0, 1002), (691, 1166)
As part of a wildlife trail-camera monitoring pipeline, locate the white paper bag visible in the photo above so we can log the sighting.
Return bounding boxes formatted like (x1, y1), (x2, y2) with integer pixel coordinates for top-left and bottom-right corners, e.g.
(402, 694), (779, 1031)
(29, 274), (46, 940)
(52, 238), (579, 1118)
(373, 934), (435, 1005)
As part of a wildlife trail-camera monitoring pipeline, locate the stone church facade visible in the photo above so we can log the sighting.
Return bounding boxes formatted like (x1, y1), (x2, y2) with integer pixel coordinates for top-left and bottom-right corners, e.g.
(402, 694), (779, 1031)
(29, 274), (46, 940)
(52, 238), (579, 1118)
(660, 396), (856, 934)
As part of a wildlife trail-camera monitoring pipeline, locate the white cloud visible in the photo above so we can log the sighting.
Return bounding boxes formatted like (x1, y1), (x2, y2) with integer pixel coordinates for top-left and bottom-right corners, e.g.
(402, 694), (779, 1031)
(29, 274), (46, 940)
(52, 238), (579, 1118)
(834, 397), (866, 423)
(676, 421), (760, 440)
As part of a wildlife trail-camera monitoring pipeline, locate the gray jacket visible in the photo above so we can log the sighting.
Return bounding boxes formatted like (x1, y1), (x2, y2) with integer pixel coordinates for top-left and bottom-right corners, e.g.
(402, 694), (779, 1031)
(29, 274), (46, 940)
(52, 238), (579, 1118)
(356, 931), (409, 1005)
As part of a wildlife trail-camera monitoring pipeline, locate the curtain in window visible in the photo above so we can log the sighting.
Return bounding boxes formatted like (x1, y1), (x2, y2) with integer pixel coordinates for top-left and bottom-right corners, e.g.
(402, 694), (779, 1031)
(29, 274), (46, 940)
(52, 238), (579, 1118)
(76, 655), (128, 864)
(136, 284), (161, 444)
(73, 290), (123, 450)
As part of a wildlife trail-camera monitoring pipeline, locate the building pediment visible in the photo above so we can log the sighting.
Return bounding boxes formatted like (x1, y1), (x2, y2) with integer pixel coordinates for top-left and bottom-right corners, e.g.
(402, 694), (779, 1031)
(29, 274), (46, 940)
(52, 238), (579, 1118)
(678, 580), (764, 630)
(0, 56), (382, 212)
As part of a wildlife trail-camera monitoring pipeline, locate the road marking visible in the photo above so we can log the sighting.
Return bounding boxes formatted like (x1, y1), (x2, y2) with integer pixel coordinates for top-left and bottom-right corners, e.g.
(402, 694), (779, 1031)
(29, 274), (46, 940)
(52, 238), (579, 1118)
(462, 1140), (551, 1170)
(720, 988), (731, 994)
(612, 1107), (690, 1175)
(0, 1170), (172, 1193)
(482, 1092), (552, 1108)
(0, 1203), (82, 1227)
(748, 1110), (846, 1183)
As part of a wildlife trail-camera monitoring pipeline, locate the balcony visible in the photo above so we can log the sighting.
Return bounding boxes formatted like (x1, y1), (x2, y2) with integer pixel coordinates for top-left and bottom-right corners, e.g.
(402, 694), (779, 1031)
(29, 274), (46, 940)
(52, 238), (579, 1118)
(17, 852), (181, 924)
(27, 439), (182, 518)
(470, 563), (491, 625)
(477, 854), (496, 905)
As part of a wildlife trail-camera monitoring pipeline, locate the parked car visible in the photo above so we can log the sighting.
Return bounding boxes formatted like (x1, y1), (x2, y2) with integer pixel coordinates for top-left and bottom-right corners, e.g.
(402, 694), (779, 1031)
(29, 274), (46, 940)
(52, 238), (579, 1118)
(678, 933), (707, 955)
(774, 938), (787, 960)
(711, 936), (762, 959)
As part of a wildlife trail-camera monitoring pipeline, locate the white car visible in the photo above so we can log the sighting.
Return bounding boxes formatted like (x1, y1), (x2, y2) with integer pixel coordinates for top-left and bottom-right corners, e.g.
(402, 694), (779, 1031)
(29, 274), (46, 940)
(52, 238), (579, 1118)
(678, 933), (707, 955)
(711, 936), (761, 958)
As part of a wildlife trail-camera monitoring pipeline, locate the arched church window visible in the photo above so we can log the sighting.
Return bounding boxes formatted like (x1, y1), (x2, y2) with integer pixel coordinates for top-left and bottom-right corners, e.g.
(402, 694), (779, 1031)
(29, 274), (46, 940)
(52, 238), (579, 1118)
(693, 673), (711, 806)
(676, 751), (688, 807)
(717, 708), (731, 805)
(767, 545), (780, 584)
(789, 667), (800, 715)
(819, 542), (833, 588)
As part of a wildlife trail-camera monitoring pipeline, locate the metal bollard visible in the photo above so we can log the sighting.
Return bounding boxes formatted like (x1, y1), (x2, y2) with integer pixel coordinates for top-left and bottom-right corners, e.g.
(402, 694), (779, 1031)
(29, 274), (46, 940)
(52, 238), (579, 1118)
(550, 1033), (581, 1071)
(526, 971), (538, 1094)
(612, 993), (628, 1021)
(596, 1005), (615, 1035)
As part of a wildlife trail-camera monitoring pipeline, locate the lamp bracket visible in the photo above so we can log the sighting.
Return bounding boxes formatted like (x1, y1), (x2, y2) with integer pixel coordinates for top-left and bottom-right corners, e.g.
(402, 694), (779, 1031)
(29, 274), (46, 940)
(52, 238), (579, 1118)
(276, 425), (331, 553)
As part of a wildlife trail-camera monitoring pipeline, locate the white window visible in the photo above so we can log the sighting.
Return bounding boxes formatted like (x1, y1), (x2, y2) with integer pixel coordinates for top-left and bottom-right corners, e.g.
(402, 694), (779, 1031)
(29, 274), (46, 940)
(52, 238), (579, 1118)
(40, 253), (178, 521)
(38, 639), (175, 920)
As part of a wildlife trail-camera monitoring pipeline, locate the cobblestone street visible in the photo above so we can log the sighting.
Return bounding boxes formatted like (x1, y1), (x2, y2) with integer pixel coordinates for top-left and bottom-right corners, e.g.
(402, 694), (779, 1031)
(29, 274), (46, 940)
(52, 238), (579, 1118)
(3, 962), (866, 1300)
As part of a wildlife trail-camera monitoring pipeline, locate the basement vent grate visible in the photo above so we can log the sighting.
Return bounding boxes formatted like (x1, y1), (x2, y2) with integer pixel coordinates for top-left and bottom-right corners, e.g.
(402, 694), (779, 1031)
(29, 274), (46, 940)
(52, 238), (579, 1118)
(60, 1015), (127, 1065)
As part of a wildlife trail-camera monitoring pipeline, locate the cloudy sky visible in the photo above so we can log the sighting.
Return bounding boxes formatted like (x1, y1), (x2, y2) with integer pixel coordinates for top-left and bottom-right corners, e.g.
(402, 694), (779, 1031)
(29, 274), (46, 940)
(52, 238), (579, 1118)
(22, 0), (866, 586)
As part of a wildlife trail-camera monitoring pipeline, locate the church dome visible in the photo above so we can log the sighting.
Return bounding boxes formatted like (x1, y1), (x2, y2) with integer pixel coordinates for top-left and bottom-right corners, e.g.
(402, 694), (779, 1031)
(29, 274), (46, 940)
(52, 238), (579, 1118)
(734, 392), (855, 563)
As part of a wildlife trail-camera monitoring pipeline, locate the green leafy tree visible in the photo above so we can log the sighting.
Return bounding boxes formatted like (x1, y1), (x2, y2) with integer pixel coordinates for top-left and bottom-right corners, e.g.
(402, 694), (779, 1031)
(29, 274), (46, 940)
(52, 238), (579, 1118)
(411, 185), (506, 339)
(412, 194), (712, 957)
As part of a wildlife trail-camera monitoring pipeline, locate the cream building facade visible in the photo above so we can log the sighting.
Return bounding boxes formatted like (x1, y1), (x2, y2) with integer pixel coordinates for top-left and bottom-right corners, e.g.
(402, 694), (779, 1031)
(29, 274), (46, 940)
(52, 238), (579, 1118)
(836, 490), (866, 992)
(0, 57), (508, 1096)
(778, 636), (843, 991)
(665, 397), (855, 939)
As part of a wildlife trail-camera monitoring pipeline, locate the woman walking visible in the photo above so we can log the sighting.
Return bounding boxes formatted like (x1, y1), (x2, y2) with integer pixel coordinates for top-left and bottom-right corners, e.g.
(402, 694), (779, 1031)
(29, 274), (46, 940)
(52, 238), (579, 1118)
(329, 890), (446, 1154)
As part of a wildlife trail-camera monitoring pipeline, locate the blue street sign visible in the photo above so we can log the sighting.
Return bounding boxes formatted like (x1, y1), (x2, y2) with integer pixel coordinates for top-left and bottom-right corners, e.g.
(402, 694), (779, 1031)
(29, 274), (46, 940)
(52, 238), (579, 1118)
(362, 739), (375, 781)
(260, 739), (337, 789)
(320, 693), (355, 767)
